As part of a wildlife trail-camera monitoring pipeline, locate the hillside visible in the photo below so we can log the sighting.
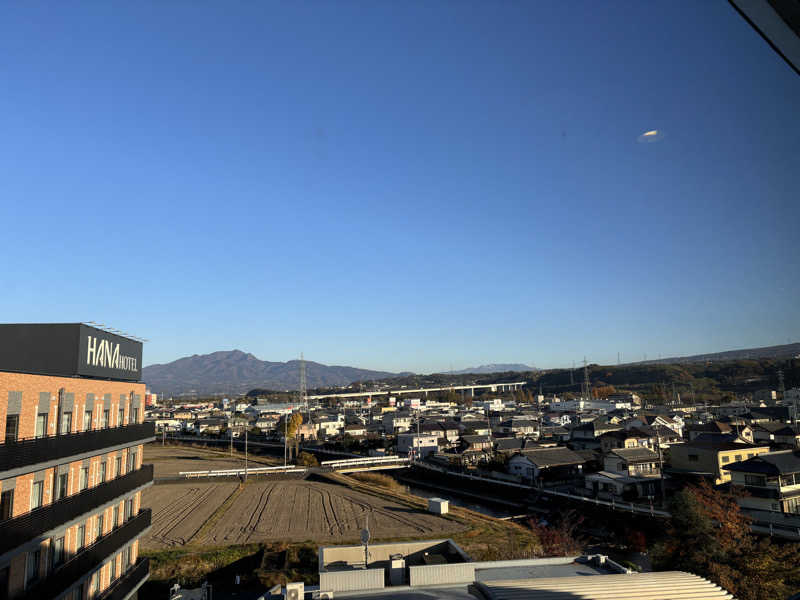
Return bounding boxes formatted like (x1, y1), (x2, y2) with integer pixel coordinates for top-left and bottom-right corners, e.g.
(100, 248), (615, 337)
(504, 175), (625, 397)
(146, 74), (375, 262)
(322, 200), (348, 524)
(142, 350), (398, 395)
(630, 342), (800, 365)
(447, 363), (532, 375)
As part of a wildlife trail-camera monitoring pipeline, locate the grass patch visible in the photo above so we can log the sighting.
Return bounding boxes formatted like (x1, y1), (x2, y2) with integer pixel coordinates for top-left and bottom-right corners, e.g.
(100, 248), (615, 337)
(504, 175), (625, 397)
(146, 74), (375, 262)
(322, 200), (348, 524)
(349, 472), (407, 494)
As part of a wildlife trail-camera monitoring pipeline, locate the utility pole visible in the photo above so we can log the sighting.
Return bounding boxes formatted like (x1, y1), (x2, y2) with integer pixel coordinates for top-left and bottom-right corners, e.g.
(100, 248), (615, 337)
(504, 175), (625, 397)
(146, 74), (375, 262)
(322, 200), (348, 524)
(244, 428), (248, 480)
(284, 411), (288, 467)
(656, 428), (665, 503)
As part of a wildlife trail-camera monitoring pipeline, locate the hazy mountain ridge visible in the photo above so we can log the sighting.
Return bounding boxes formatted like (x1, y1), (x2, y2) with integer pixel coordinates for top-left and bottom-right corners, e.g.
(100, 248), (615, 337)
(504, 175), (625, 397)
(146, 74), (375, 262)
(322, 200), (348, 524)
(142, 350), (399, 395)
(446, 363), (533, 375)
(631, 342), (800, 365)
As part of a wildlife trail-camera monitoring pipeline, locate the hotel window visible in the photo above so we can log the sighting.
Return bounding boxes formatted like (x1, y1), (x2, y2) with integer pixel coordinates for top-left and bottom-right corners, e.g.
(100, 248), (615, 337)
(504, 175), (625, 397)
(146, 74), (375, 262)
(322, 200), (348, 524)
(56, 473), (69, 500)
(118, 408), (124, 427)
(109, 556), (117, 582)
(83, 410), (93, 431)
(735, 454), (742, 461)
(123, 546), (132, 569)
(102, 410), (110, 429)
(113, 506), (119, 529)
(35, 414), (48, 438)
(90, 572), (100, 595)
(115, 456), (122, 477)
(131, 407), (139, 423)
(0, 489), (14, 520)
(722, 456), (730, 463)
(60, 412), (72, 435)
(99, 462), (107, 484)
(79, 467), (89, 491)
(76, 524), (86, 551)
(25, 549), (40, 585)
(95, 514), (104, 541)
(4, 415), (19, 443)
(124, 498), (133, 521)
(30, 480), (44, 510)
(51, 536), (65, 569)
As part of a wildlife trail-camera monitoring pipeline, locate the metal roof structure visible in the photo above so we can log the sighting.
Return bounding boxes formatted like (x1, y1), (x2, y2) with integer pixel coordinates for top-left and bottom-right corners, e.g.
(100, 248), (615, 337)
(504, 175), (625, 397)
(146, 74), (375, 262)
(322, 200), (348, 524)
(469, 571), (734, 600)
(724, 450), (800, 475)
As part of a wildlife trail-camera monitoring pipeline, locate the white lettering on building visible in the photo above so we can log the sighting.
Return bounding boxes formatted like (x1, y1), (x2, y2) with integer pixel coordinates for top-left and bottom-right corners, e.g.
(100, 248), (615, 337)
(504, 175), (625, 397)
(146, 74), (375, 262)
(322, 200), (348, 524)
(86, 336), (138, 372)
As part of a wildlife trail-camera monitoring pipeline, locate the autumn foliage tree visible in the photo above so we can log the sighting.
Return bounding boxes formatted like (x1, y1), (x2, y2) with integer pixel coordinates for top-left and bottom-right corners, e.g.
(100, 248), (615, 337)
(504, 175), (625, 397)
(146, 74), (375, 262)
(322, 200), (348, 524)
(528, 510), (584, 557)
(652, 479), (800, 600)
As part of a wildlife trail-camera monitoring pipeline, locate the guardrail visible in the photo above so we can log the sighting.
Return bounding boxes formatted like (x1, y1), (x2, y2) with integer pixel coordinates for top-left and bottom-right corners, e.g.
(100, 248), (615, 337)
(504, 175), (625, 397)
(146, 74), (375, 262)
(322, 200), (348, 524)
(179, 465), (307, 478)
(321, 456), (410, 468)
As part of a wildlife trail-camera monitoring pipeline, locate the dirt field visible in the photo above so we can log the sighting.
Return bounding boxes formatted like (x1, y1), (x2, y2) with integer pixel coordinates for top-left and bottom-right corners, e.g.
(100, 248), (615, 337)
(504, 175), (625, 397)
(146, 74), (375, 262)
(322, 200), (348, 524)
(145, 444), (278, 479)
(141, 480), (464, 548)
(143, 483), (239, 548)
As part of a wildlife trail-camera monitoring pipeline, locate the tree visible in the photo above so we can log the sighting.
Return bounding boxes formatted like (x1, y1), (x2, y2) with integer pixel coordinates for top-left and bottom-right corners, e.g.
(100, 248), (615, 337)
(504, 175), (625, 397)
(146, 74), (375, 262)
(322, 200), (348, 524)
(278, 412), (304, 438)
(296, 451), (319, 467)
(652, 479), (800, 600)
(528, 510), (584, 556)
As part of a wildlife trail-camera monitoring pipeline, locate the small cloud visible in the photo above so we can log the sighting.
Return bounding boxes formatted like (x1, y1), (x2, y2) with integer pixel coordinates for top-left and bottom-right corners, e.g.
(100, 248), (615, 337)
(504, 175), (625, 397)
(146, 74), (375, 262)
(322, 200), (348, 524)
(637, 129), (664, 143)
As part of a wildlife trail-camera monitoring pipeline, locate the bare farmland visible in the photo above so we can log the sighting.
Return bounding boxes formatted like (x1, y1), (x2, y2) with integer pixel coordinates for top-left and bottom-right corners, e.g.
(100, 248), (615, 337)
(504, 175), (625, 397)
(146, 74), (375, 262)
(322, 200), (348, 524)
(143, 483), (239, 548)
(141, 480), (464, 548)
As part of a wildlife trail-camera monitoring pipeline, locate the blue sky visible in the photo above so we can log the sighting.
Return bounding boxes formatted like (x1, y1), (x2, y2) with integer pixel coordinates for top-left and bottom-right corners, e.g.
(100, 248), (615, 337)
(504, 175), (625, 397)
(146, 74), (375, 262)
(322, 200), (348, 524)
(1, 1), (798, 373)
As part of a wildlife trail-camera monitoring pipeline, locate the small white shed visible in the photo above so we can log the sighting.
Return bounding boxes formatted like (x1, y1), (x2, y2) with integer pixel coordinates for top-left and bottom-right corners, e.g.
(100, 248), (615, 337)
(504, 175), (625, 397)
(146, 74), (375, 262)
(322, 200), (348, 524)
(427, 497), (449, 515)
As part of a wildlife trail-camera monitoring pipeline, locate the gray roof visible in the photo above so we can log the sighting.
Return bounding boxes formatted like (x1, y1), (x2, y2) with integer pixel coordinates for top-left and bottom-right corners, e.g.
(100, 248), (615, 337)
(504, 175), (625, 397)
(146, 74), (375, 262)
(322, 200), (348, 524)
(607, 447), (660, 462)
(472, 571), (733, 600)
(517, 447), (585, 467)
(723, 450), (800, 475)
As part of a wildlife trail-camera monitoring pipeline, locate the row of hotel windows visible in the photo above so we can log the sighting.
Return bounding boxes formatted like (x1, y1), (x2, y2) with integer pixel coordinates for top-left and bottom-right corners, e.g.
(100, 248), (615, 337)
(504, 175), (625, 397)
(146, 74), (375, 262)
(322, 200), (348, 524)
(21, 531), (138, 600)
(4, 406), (139, 443)
(0, 497), (139, 600)
(0, 450), (138, 521)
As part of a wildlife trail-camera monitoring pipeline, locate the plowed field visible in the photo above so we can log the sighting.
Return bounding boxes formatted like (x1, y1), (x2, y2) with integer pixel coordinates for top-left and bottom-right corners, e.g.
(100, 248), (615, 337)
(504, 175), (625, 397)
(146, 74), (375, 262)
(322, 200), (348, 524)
(141, 480), (463, 548)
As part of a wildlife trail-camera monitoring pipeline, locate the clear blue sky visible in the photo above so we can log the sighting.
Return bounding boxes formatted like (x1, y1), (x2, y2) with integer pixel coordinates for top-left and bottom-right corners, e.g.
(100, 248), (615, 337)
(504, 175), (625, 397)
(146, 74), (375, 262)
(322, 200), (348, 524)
(1, 1), (798, 373)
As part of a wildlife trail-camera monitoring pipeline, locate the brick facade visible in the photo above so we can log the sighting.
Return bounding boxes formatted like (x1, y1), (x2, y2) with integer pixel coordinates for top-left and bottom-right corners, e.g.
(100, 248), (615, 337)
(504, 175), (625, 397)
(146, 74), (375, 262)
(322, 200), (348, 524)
(0, 370), (149, 600)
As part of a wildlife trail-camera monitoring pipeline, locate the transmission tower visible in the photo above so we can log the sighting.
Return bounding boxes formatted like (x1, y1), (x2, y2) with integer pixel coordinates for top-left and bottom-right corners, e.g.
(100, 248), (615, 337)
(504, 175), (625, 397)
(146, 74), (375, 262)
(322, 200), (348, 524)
(300, 352), (307, 414)
(582, 357), (590, 400)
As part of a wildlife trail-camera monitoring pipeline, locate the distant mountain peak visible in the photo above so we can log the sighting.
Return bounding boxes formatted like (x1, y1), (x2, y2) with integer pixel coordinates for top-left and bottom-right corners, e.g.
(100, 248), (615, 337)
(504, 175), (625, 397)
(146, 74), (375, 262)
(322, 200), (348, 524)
(447, 363), (533, 375)
(142, 350), (399, 395)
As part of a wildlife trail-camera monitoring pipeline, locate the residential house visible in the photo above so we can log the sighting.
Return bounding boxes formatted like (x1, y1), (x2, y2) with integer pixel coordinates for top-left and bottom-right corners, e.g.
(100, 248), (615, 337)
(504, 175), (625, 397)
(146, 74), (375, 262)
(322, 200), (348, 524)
(687, 421), (754, 444)
(397, 432), (439, 457)
(384, 411), (413, 433)
(724, 450), (800, 516)
(603, 448), (661, 478)
(344, 423), (367, 438)
(498, 417), (538, 437)
(507, 447), (585, 486)
(752, 422), (800, 448)
(598, 428), (653, 454)
(669, 441), (771, 484)
(194, 417), (225, 435)
(569, 419), (622, 450)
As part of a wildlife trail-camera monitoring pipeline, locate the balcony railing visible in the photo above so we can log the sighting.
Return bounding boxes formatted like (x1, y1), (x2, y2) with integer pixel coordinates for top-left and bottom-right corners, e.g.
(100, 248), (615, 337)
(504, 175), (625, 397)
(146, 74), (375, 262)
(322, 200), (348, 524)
(98, 557), (149, 600)
(0, 464), (153, 556)
(0, 422), (155, 473)
(19, 509), (151, 600)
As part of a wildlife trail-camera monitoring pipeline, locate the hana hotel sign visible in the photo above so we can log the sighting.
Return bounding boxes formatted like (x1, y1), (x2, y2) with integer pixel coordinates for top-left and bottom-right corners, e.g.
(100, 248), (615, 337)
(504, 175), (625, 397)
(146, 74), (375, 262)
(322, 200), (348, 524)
(0, 323), (143, 381)
(78, 325), (142, 380)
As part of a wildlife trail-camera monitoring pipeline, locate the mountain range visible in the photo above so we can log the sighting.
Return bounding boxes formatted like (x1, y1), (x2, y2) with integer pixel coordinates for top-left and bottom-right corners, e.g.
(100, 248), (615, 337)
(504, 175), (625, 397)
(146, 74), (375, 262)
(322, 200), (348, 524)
(447, 363), (533, 375)
(630, 342), (800, 365)
(142, 350), (399, 396)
